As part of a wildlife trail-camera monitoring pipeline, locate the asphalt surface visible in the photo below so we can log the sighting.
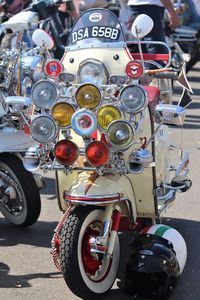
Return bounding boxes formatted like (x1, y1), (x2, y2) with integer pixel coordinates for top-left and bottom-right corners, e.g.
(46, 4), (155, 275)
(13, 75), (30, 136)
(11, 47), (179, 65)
(1, 63), (200, 300)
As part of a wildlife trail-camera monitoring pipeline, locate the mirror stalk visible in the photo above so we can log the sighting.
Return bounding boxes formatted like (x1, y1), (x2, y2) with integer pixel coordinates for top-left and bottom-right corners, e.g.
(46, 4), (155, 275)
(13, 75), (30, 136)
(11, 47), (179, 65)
(135, 26), (145, 75)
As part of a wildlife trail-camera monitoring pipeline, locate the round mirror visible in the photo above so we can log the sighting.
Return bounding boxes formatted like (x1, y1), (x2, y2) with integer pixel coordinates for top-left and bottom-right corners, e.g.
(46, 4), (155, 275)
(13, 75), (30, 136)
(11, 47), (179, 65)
(131, 14), (154, 39)
(32, 29), (54, 49)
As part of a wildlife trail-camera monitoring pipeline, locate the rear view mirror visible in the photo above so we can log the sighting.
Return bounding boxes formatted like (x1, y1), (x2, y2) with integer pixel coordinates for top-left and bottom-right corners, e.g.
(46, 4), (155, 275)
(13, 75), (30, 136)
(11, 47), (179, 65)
(32, 29), (54, 49)
(131, 14), (154, 38)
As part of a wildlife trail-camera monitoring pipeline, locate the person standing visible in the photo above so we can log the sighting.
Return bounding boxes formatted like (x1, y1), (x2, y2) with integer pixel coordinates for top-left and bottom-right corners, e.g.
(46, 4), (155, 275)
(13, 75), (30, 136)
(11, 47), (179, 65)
(127, 0), (181, 53)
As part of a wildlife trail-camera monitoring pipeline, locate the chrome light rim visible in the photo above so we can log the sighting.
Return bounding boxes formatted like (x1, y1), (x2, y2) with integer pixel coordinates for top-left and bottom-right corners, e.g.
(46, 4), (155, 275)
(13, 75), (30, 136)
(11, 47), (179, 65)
(97, 103), (124, 132)
(119, 84), (147, 114)
(106, 119), (135, 150)
(31, 79), (59, 109)
(77, 59), (108, 85)
(75, 82), (102, 110)
(30, 114), (58, 144)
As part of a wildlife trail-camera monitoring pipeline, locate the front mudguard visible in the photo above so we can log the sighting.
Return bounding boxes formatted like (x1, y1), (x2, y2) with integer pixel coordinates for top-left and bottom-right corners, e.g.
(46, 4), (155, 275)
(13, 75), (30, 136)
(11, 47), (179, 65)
(0, 128), (36, 152)
(56, 171), (137, 222)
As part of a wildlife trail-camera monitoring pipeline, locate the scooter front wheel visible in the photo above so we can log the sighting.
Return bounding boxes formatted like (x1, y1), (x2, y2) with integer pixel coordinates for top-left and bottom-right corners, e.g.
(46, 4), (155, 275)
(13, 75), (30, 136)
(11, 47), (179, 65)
(0, 154), (41, 227)
(60, 206), (120, 299)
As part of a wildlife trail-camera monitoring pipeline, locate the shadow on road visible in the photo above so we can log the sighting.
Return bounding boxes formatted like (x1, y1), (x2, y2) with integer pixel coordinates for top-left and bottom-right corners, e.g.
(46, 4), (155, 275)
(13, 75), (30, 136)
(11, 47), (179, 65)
(0, 262), (62, 288)
(1, 216), (199, 299)
(0, 218), (58, 248)
(189, 66), (200, 72)
(40, 177), (56, 197)
(186, 75), (200, 84)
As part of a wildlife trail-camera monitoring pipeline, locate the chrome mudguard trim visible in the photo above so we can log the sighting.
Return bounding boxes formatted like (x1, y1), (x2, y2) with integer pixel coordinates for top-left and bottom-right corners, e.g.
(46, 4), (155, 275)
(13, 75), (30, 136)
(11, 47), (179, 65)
(64, 192), (128, 205)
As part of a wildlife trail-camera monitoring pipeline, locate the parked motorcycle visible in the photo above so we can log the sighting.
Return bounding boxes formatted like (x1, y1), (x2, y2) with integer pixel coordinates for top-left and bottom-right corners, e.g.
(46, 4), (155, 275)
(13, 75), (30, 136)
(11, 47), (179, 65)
(0, 11), (55, 98)
(24, 9), (192, 299)
(0, 0), (75, 59)
(173, 0), (200, 71)
(0, 90), (42, 226)
(0, 28), (56, 226)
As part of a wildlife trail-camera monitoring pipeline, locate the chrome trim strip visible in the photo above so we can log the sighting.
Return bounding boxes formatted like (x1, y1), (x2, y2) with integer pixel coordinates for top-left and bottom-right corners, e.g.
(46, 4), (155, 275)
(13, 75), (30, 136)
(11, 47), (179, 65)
(175, 152), (189, 176)
(64, 192), (128, 205)
(65, 42), (126, 51)
(158, 190), (176, 214)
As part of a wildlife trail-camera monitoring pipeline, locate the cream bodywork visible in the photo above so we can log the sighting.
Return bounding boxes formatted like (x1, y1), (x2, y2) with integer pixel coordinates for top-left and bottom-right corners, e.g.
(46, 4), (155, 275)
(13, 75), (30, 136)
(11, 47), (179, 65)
(62, 47), (132, 78)
(56, 46), (171, 218)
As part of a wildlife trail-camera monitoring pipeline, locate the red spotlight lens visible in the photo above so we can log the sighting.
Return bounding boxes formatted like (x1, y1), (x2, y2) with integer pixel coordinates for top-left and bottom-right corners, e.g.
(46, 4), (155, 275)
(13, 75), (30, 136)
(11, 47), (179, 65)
(54, 140), (79, 166)
(86, 141), (110, 167)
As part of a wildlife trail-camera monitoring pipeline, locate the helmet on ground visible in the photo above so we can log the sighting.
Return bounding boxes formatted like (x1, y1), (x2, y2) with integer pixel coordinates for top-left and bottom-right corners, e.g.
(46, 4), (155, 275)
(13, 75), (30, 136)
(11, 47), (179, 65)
(124, 224), (187, 299)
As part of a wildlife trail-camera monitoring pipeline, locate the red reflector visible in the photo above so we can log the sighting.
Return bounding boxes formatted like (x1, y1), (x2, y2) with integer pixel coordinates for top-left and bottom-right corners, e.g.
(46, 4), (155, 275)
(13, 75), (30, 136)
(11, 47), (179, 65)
(86, 141), (110, 166)
(44, 59), (63, 78)
(54, 140), (79, 166)
(23, 124), (30, 135)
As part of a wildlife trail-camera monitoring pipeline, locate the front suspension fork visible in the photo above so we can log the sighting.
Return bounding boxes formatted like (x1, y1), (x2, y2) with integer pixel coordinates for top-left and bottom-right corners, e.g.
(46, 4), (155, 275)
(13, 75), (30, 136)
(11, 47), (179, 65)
(89, 205), (121, 257)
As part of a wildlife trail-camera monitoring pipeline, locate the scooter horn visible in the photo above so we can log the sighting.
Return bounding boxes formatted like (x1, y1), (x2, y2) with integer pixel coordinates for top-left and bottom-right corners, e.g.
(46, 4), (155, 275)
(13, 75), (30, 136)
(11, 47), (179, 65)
(23, 146), (40, 172)
(128, 148), (153, 174)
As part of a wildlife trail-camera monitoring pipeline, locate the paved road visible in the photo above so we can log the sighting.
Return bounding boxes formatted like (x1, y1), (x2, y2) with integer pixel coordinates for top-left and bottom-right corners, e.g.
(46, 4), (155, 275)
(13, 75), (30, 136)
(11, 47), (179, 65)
(1, 63), (200, 300)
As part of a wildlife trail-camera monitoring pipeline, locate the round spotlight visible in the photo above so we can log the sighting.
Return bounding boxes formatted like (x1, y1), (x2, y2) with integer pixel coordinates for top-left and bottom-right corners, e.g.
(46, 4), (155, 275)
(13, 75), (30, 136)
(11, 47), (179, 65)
(76, 83), (101, 110)
(30, 115), (58, 144)
(52, 102), (75, 127)
(54, 139), (79, 167)
(71, 109), (97, 137)
(86, 141), (110, 167)
(97, 105), (122, 130)
(119, 84), (147, 113)
(106, 120), (134, 150)
(31, 79), (58, 109)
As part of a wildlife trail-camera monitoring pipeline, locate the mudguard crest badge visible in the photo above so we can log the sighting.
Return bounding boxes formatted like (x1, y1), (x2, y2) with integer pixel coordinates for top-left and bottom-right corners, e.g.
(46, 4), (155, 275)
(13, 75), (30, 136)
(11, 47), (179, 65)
(126, 61), (143, 79)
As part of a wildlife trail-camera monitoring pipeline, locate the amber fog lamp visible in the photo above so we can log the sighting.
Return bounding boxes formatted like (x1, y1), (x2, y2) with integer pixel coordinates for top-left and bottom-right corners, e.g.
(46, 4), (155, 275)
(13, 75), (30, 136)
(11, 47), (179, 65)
(76, 83), (101, 110)
(31, 79), (58, 109)
(97, 105), (122, 130)
(54, 139), (79, 166)
(86, 141), (110, 167)
(44, 59), (64, 79)
(106, 120), (134, 150)
(119, 84), (147, 114)
(52, 102), (75, 127)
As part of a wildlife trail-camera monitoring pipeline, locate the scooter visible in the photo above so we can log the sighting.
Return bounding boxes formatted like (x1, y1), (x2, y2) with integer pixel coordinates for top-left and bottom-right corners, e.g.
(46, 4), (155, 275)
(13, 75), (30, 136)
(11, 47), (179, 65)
(24, 9), (192, 299)
(0, 91), (42, 227)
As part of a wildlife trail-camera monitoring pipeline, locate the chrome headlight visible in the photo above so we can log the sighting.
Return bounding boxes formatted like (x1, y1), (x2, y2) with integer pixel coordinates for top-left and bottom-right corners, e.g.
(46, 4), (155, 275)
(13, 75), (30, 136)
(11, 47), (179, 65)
(31, 79), (58, 109)
(78, 59), (108, 85)
(120, 85), (147, 114)
(106, 120), (134, 150)
(30, 115), (58, 143)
